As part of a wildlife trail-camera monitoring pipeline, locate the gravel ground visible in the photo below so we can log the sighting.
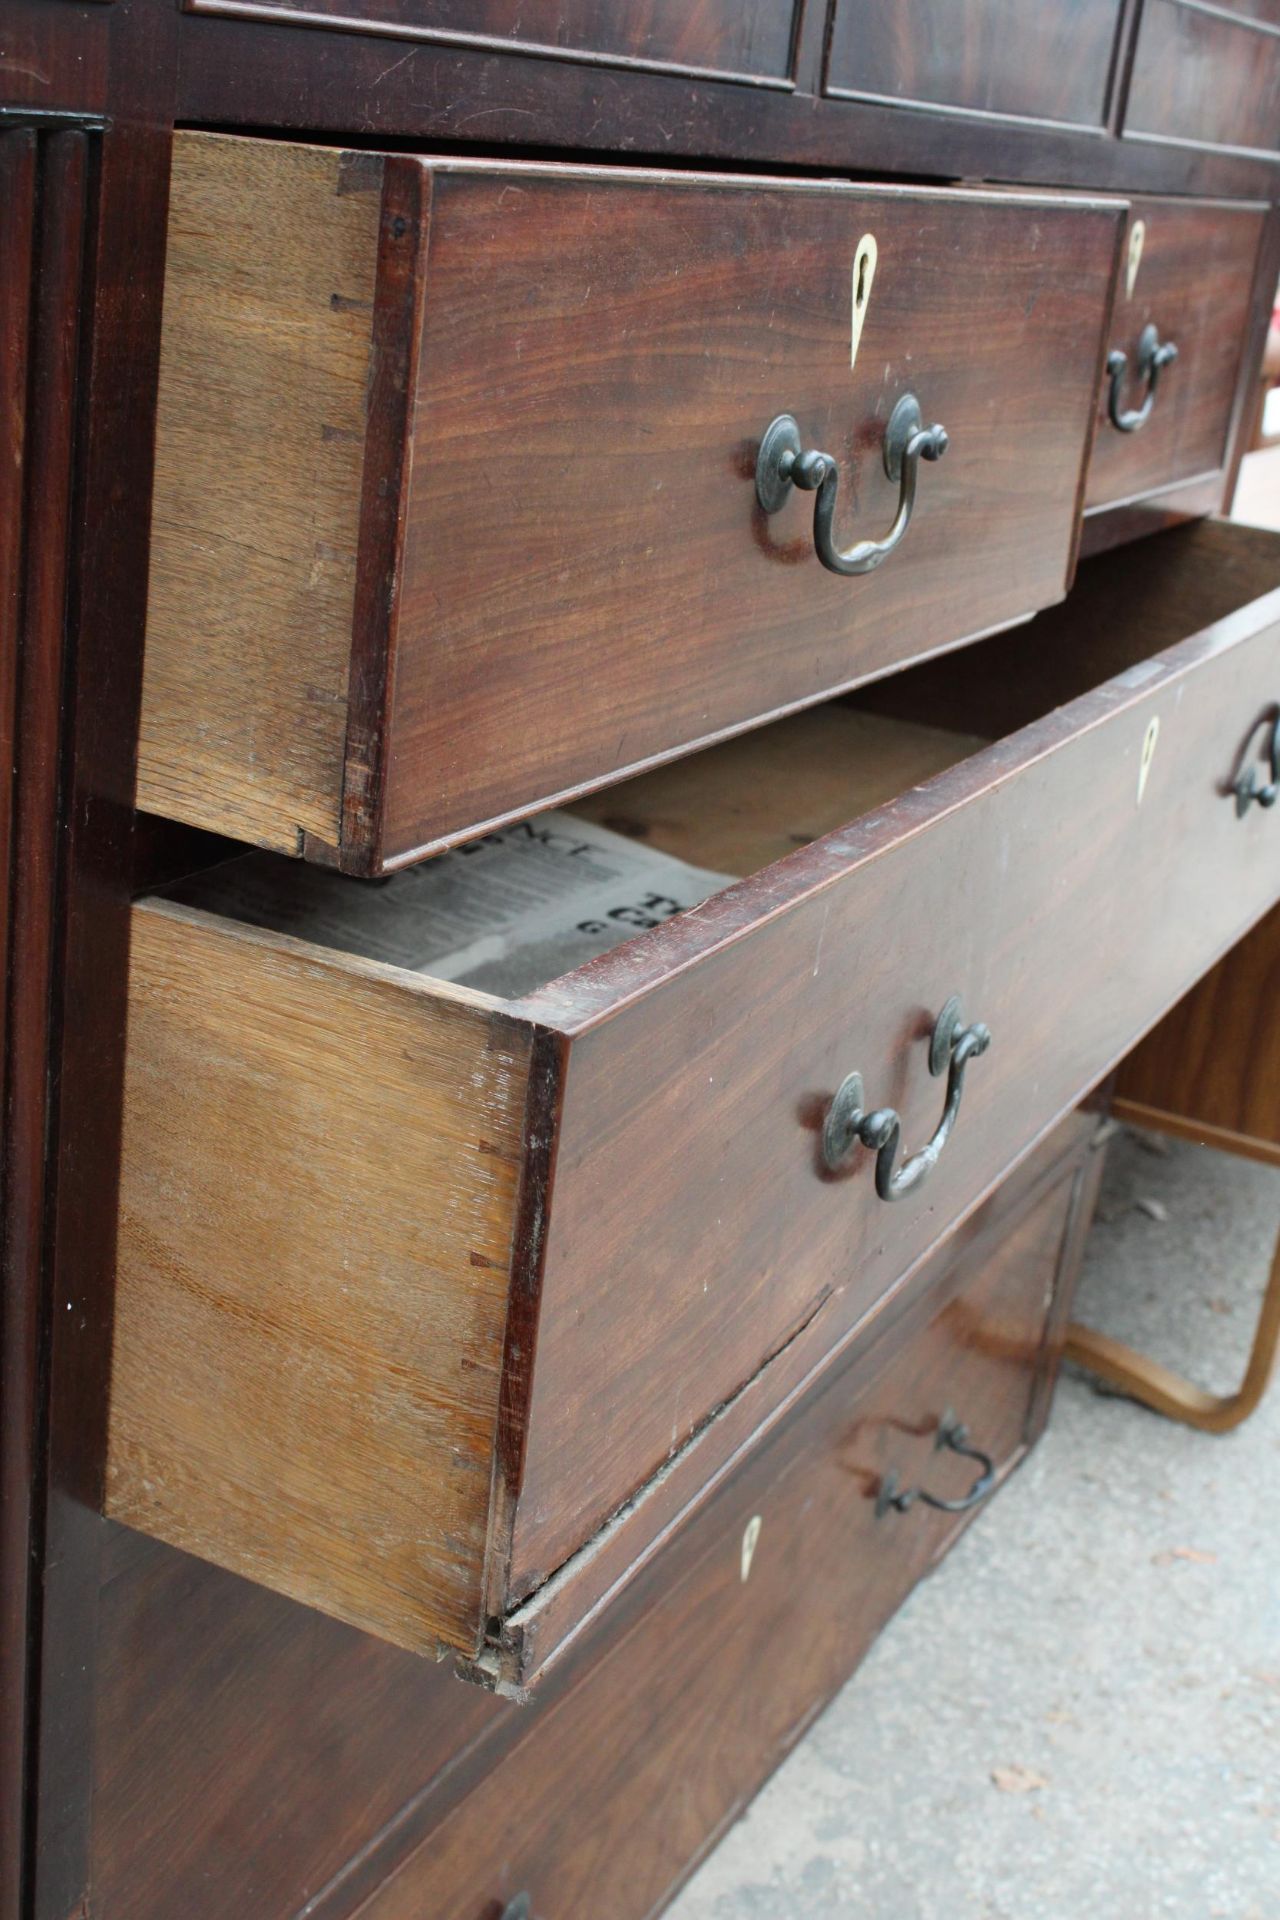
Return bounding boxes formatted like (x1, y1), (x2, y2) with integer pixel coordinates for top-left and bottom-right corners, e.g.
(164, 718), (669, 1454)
(666, 1129), (1280, 1920)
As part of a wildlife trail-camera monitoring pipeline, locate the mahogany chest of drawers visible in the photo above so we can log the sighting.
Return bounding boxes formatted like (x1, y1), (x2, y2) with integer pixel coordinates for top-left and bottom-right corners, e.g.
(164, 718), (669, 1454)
(2, 6), (1279, 1920)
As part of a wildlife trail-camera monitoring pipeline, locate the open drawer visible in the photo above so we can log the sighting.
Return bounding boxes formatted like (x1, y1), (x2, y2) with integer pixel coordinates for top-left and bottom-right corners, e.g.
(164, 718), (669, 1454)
(137, 131), (1120, 872)
(108, 519), (1280, 1686)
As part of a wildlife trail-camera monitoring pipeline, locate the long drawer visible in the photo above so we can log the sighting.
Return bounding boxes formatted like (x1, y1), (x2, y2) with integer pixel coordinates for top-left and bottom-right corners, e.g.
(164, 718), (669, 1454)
(1085, 195), (1266, 514)
(138, 131), (1120, 872)
(107, 518), (1280, 1686)
(355, 1131), (1091, 1920)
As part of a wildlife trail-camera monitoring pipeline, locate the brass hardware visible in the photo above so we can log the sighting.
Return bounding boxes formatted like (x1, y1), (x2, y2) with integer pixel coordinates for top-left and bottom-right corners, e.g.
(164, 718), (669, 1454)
(876, 1411), (997, 1518)
(755, 393), (948, 577)
(1234, 709), (1280, 816)
(822, 997), (991, 1203)
(1106, 322), (1177, 433)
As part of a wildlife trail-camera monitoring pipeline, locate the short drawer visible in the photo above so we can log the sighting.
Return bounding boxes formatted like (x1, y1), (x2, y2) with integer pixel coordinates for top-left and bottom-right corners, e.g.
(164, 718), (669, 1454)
(1085, 196), (1266, 514)
(824, 0), (1125, 130)
(354, 1136), (1089, 1919)
(138, 131), (1120, 872)
(108, 520), (1280, 1685)
(181, 0), (804, 84)
(1124, 0), (1280, 158)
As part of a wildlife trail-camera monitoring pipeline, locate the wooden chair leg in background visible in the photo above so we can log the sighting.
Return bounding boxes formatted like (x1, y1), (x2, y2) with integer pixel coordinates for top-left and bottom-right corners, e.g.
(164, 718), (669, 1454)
(1064, 1218), (1280, 1434)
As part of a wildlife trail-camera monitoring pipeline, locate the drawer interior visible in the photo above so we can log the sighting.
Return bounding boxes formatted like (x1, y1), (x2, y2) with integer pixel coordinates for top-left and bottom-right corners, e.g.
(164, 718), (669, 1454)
(160, 520), (1280, 999)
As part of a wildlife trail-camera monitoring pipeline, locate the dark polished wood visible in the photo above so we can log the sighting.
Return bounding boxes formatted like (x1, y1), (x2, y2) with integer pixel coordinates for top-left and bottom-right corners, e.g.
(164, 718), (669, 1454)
(181, 0), (803, 84)
(1085, 196), (1265, 511)
(23, 9), (180, 1920)
(0, 124), (40, 1920)
(2, 5), (1278, 1919)
(174, 9), (1280, 202)
(0, 125), (90, 1920)
(0, 0), (109, 115)
(826, 0), (1125, 129)
(504, 520), (1280, 1625)
(1125, 0), (1280, 156)
(90, 1116), (1092, 1920)
(141, 143), (1122, 870)
(364, 1141), (1091, 1920)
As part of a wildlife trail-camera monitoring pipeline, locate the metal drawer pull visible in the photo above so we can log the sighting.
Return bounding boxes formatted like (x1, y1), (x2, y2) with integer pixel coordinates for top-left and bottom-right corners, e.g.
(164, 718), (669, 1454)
(755, 393), (948, 577)
(1106, 322), (1178, 433)
(876, 1412), (997, 1519)
(1234, 710), (1280, 816)
(821, 996), (991, 1203)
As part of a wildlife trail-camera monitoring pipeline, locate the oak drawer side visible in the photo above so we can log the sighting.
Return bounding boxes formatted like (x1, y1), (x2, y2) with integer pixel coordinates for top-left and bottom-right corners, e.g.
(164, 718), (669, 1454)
(107, 901), (533, 1657)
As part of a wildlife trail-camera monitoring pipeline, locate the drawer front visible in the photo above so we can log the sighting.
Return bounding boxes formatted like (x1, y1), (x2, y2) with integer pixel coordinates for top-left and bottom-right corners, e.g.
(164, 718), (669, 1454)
(824, 0), (1125, 129)
(140, 133), (1120, 871)
(179, 0), (803, 84)
(1084, 197), (1265, 512)
(1125, 0), (1280, 156)
(358, 1154), (1081, 1920)
(512, 573), (1280, 1599)
(112, 532), (1280, 1674)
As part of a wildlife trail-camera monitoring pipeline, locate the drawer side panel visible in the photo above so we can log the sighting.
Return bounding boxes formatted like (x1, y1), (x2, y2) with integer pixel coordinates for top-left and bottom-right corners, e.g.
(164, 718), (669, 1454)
(138, 133), (384, 854)
(107, 903), (532, 1657)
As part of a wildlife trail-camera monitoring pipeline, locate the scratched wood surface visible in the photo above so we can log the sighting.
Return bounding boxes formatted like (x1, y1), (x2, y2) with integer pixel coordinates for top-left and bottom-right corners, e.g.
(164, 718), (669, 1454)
(114, 523), (1280, 1664)
(137, 133), (381, 854)
(1086, 196), (1266, 511)
(139, 132), (1122, 871)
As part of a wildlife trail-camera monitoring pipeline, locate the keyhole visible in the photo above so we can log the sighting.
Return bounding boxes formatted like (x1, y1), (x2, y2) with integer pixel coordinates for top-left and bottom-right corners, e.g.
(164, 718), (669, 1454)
(850, 234), (878, 370)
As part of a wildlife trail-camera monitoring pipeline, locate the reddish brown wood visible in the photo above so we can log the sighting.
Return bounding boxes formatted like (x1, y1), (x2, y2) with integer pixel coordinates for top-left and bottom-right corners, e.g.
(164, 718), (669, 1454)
(0, 127), (89, 1920)
(181, 0), (802, 84)
(371, 172), (1117, 866)
(0, 124), (39, 1920)
(497, 523), (1280, 1611)
(0, 0), (110, 114)
(28, 8), (181, 1918)
(363, 1144), (1085, 1920)
(173, 8), (1278, 202)
(1085, 196), (1266, 511)
(88, 1115), (1089, 1920)
(1125, 0), (1280, 155)
(482, 1114), (1095, 1691)
(825, 0), (1126, 129)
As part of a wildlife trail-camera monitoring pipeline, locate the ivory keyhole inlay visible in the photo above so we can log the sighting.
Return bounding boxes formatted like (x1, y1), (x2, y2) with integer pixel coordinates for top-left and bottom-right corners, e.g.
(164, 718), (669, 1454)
(740, 1514), (763, 1582)
(1126, 220), (1146, 300)
(851, 234), (878, 370)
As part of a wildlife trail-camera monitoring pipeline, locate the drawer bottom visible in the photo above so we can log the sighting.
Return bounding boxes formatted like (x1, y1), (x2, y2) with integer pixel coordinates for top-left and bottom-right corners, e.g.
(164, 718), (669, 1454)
(354, 1123), (1099, 1920)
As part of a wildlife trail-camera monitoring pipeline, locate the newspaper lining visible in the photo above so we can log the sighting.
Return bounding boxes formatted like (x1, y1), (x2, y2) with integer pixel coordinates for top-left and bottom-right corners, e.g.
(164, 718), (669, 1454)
(166, 811), (734, 999)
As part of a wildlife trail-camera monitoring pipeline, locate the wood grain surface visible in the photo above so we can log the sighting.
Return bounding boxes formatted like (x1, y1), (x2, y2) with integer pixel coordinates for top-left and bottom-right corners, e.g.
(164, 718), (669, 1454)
(507, 528), (1280, 1597)
(1086, 196), (1266, 511)
(90, 1117), (1092, 1920)
(137, 133), (382, 853)
(825, 0), (1125, 127)
(108, 903), (532, 1654)
(181, 0), (802, 83)
(362, 1153), (1083, 1920)
(1125, 0), (1280, 155)
(140, 133), (1122, 869)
